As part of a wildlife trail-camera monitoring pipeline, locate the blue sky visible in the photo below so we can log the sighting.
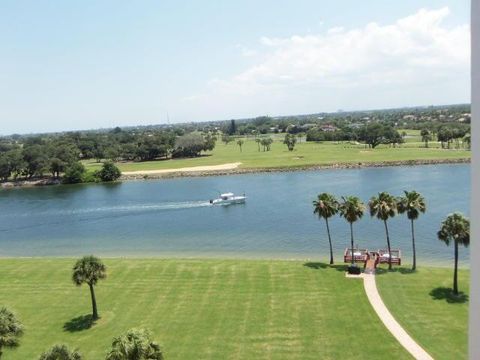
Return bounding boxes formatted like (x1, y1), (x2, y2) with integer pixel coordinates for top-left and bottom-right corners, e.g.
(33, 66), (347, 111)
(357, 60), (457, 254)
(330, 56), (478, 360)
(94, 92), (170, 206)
(0, 1), (470, 134)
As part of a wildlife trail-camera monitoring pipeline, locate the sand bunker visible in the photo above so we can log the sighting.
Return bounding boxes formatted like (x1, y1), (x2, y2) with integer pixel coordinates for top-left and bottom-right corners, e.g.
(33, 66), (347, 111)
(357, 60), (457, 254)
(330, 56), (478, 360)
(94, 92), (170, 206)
(122, 162), (242, 175)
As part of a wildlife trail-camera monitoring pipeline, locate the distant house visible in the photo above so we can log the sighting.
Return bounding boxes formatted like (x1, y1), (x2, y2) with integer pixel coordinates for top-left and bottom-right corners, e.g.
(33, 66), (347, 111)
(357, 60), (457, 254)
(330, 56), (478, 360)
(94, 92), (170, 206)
(402, 115), (417, 120)
(319, 124), (338, 132)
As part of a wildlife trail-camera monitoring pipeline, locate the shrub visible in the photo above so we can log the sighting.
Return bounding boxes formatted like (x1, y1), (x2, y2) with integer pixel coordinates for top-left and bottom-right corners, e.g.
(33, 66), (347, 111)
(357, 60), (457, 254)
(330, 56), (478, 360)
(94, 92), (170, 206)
(97, 161), (121, 182)
(62, 162), (86, 184)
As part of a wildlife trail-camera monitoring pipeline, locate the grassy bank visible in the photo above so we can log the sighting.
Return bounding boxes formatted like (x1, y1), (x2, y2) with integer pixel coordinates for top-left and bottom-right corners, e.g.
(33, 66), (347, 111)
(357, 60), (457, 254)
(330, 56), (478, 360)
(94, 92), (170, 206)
(0, 259), (412, 359)
(376, 266), (469, 360)
(0, 259), (469, 359)
(83, 139), (470, 173)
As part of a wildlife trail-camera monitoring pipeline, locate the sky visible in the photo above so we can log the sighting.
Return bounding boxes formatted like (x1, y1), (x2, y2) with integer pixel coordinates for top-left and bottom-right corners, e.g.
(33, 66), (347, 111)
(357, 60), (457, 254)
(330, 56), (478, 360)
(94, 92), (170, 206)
(0, 1), (470, 134)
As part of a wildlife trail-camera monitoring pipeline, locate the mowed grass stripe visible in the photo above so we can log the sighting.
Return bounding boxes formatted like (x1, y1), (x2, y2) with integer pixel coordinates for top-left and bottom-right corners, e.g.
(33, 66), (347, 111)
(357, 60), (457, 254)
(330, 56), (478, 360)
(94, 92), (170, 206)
(1, 259), (414, 359)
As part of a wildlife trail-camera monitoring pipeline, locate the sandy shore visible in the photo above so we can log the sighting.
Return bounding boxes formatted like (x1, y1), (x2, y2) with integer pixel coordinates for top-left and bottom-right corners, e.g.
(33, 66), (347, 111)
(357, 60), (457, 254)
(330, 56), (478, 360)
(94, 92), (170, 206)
(122, 162), (242, 175)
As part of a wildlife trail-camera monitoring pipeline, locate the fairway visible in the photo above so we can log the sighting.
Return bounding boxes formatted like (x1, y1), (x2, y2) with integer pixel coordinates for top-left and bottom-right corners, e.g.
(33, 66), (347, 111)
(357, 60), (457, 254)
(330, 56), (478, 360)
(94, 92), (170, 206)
(84, 139), (470, 173)
(377, 266), (470, 360)
(0, 259), (414, 360)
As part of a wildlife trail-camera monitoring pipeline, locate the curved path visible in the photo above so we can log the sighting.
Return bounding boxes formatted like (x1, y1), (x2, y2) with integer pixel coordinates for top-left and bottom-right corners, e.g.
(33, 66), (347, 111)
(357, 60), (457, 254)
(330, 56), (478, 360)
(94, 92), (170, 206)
(362, 273), (434, 360)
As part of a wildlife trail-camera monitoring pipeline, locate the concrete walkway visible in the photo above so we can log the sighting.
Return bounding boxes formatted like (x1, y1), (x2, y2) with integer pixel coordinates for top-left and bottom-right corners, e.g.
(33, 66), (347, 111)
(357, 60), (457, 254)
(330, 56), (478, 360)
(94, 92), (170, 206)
(362, 273), (434, 360)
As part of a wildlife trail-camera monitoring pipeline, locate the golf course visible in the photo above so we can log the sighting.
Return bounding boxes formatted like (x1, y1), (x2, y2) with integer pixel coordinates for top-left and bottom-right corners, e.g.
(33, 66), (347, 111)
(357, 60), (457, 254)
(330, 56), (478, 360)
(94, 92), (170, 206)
(83, 134), (470, 174)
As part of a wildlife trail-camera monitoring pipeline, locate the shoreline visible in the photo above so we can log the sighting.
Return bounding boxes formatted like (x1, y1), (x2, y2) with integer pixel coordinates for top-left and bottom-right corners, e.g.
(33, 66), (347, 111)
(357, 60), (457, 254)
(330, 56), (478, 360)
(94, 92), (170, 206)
(121, 158), (470, 180)
(1, 157), (470, 188)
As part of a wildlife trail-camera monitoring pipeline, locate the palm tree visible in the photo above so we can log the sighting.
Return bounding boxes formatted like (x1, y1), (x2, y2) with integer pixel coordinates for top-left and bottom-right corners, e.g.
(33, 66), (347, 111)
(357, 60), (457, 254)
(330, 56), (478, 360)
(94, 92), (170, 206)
(106, 328), (164, 360)
(369, 192), (398, 270)
(236, 139), (244, 152)
(338, 196), (365, 265)
(313, 193), (339, 264)
(0, 307), (23, 358)
(72, 255), (107, 320)
(420, 129), (431, 148)
(397, 191), (426, 271)
(437, 213), (470, 295)
(255, 138), (261, 151)
(38, 344), (82, 360)
(463, 133), (471, 150)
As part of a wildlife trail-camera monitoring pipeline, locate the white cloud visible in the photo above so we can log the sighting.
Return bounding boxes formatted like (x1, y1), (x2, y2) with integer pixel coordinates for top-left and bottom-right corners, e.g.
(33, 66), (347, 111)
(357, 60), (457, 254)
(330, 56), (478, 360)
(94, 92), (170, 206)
(181, 7), (470, 120)
(235, 44), (257, 57)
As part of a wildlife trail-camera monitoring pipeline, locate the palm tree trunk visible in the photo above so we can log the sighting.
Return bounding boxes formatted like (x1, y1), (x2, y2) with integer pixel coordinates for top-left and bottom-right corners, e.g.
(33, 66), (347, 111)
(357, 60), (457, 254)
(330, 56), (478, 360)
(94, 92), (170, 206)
(350, 222), (355, 265)
(411, 219), (416, 271)
(384, 220), (392, 270)
(453, 240), (459, 295)
(325, 218), (334, 265)
(89, 283), (99, 320)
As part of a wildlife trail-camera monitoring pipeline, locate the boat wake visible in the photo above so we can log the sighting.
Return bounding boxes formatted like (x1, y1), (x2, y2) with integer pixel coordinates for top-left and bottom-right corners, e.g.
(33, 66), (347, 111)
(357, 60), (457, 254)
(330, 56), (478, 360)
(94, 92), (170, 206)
(64, 201), (213, 215)
(0, 201), (213, 232)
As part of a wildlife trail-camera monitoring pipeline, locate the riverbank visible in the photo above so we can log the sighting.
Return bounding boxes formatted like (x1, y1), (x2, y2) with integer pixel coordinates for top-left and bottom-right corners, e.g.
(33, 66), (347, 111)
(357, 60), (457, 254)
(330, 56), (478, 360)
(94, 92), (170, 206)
(0, 258), (468, 359)
(1, 157), (470, 188)
(120, 158), (470, 180)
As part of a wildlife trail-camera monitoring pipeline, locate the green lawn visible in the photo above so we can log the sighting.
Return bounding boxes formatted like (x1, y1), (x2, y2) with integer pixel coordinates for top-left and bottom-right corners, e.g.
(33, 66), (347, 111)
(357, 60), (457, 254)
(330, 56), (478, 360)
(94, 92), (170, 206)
(0, 259), (414, 359)
(376, 266), (469, 360)
(84, 137), (470, 173)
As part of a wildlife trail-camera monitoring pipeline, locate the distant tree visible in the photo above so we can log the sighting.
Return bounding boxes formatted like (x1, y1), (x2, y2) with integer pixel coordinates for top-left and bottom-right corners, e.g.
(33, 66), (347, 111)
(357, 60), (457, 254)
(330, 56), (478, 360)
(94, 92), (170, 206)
(62, 162), (86, 184)
(369, 192), (398, 270)
(437, 127), (453, 149)
(0, 155), (10, 181)
(313, 193), (339, 264)
(339, 196), (365, 265)
(463, 133), (471, 150)
(38, 344), (82, 360)
(227, 119), (237, 135)
(22, 145), (48, 178)
(357, 123), (400, 148)
(48, 144), (79, 178)
(97, 161), (121, 182)
(72, 256), (107, 320)
(221, 134), (232, 145)
(283, 133), (297, 151)
(397, 191), (426, 271)
(174, 132), (211, 157)
(236, 139), (244, 152)
(105, 328), (163, 360)
(260, 138), (273, 151)
(0, 150), (25, 181)
(203, 133), (216, 151)
(0, 307), (23, 358)
(437, 213), (470, 295)
(420, 129), (432, 148)
(255, 138), (261, 151)
(104, 146), (121, 162)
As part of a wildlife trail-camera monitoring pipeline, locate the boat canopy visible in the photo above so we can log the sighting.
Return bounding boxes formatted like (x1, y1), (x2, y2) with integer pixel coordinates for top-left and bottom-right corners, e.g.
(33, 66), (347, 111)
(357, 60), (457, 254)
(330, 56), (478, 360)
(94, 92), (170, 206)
(220, 193), (234, 198)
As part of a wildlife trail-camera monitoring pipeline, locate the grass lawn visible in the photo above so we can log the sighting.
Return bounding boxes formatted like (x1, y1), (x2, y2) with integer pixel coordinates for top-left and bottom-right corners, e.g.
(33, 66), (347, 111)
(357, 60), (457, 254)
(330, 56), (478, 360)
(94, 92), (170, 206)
(376, 266), (469, 360)
(0, 259), (413, 360)
(84, 137), (470, 173)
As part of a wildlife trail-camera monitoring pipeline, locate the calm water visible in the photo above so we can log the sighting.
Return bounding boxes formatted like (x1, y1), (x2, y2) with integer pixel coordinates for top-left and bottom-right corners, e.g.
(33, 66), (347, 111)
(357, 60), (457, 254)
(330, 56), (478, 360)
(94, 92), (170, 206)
(0, 164), (470, 266)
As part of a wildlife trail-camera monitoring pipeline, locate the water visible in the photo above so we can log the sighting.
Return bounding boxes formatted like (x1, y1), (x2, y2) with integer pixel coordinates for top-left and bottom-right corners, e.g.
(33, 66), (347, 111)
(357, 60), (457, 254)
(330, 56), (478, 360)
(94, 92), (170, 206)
(0, 164), (470, 266)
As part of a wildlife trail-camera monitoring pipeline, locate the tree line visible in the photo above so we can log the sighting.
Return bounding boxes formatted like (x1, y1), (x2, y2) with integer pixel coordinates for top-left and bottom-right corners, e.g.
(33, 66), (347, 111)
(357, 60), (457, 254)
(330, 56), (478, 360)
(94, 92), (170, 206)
(0, 129), (218, 183)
